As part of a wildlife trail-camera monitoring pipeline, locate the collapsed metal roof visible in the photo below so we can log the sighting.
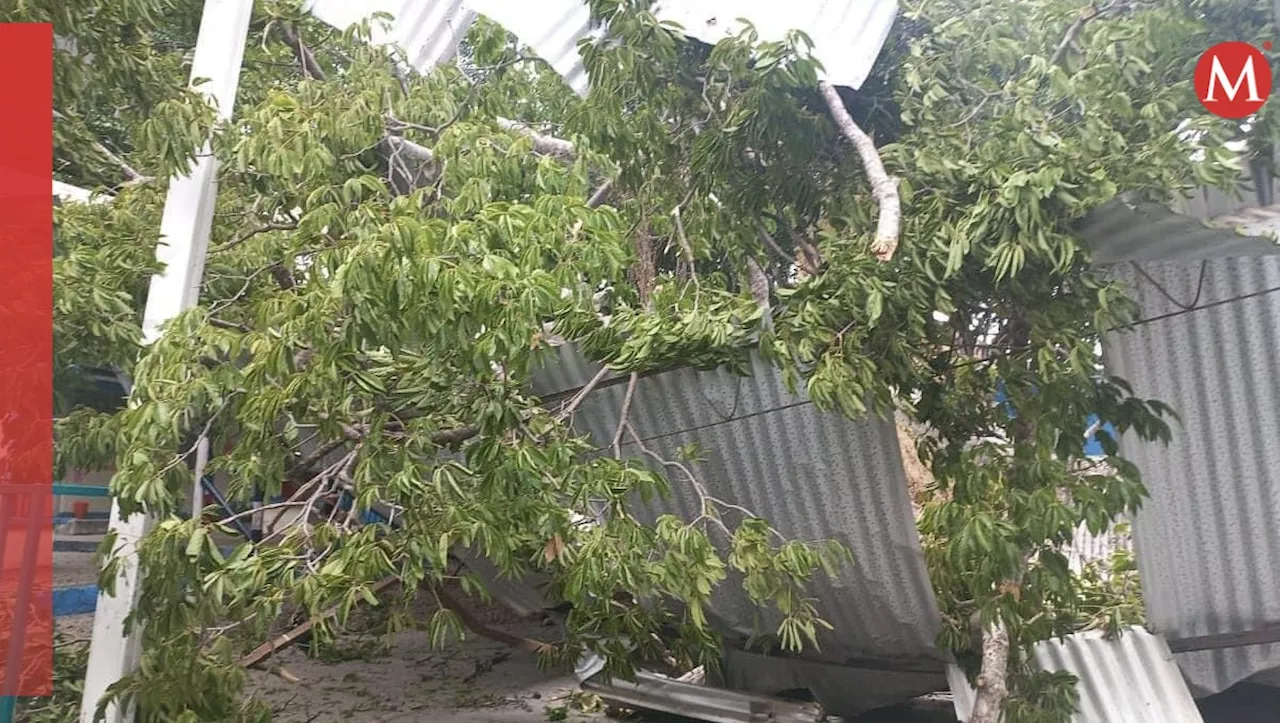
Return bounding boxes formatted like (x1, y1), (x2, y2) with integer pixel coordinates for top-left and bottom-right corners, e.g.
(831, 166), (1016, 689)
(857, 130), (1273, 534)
(1075, 198), (1280, 264)
(305, 0), (900, 95)
(304, 0), (1280, 712)
(1084, 176), (1280, 696)
(530, 347), (947, 716)
(1101, 255), (1280, 696)
(949, 627), (1205, 723)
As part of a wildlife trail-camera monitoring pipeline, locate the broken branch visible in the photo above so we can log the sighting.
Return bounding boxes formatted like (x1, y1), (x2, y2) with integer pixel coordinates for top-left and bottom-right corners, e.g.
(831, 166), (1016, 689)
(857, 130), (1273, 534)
(1049, 5), (1104, 68)
(587, 180), (613, 208)
(817, 82), (901, 262)
(433, 583), (553, 654)
(496, 118), (575, 159)
(239, 576), (400, 668)
(277, 24), (326, 81)
(54, 109), (153, 185)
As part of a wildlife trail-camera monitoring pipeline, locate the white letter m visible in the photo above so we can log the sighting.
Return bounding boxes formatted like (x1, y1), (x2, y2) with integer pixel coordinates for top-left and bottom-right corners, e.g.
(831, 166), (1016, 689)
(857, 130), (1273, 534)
(1205, 55), (1261, 102)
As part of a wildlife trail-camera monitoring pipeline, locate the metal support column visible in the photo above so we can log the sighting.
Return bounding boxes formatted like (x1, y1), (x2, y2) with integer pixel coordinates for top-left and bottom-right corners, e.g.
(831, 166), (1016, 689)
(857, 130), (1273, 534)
(78, 2), (255, 721)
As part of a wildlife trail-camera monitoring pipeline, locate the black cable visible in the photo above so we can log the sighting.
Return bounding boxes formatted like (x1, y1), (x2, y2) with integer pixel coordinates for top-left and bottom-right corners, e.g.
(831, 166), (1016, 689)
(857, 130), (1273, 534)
(1131, 260), (1207, 311)
(1122, 283), (1280, 329)
(550, 278), (1280, 447)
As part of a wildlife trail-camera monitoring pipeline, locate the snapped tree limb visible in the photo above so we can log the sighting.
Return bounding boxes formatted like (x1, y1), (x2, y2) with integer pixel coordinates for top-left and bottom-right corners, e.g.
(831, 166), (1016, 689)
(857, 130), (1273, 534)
(54, 109), (153, 185)
(1049, 5), (1106, 68)
(239, 576), (400, 668)
(817, 82), (901, 262)
(496, 118), (575, 159)
(277, 24), (327, 82)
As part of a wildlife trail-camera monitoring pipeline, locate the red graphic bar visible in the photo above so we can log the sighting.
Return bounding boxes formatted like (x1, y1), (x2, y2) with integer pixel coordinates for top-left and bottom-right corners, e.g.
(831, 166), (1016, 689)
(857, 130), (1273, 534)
(0, 22), (54, 697)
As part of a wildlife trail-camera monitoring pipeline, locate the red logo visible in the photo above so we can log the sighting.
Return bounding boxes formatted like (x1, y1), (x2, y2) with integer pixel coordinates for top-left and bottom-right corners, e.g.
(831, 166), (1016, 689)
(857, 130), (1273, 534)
(1195, 42), (1273, 119)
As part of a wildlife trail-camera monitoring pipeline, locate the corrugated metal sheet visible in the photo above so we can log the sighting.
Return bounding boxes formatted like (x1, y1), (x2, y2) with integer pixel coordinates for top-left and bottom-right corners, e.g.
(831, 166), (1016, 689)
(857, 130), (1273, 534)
(648, 0), (899, 91)
(1101, 257), (1280, 695)
(53, 180), (99, 203)
(1064, 519), (1131, 575)
(582, 669), (826, 723)
(307, 0), (900, 95)
(530, 346), (948, 716)
(948, 628), (1204, 723)
(305, 0), (474, 70)
(1074, 199), (1280, 264)
(466, 0), (598, 96)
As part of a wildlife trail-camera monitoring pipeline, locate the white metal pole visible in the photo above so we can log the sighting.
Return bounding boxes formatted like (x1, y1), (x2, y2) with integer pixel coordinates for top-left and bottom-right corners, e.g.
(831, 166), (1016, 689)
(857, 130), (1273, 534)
(79, 2), (255, 721)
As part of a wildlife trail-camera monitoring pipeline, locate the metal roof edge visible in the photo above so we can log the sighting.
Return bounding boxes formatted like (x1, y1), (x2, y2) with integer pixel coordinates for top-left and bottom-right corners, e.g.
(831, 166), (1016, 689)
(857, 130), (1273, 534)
(1076, 196), (1280, 265)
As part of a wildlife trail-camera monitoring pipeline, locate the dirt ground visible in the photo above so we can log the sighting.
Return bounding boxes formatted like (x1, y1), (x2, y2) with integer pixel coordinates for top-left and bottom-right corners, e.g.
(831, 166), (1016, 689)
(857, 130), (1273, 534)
(49, 551), (960, 723)
(243, 621), (604, 723)
(53, 549), (100, 589)
(53, 549), (617, 723)
(52, 607), (617, 723)
(240, 583), (607, 723)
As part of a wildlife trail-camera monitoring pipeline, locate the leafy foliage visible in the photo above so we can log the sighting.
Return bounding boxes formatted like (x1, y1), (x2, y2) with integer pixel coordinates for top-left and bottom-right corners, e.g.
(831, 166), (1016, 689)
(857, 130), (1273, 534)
(15, 636), (90, 723)
(36, 0), (1276, 721)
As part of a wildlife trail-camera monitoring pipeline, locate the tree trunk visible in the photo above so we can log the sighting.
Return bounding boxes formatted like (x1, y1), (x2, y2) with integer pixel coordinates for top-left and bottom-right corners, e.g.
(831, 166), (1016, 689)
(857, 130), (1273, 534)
(968, 309), (1034, 722)
(969, 620), (1011, 723)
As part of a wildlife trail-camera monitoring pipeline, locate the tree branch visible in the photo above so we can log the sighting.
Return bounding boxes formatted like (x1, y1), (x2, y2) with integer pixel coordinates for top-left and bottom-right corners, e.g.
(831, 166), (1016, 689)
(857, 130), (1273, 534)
(1049, 5), (1104, 68)
(212, 222), (298, 253)
(587, 180), (613, 208)
(496, 118), (575, 159)
(817, 82), (901, 262)
(54, 109), (153, 185)
(239, 576), (399, 668)
(382, 135), (436, 165)
(433, 583), (553, 654)
(555, 366), (613, 422)
(277, 24), (326, 82)
(611, 373), (639, 457)
(745, 256), (772, 317)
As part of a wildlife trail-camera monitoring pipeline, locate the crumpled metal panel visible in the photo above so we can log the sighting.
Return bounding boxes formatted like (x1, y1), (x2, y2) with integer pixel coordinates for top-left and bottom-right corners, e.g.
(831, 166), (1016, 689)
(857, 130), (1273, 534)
(307, 0), (900, 95)
(648, 0), (899, 91)
(582, 669), (826, 723)
(52, 180), (97, 203)
(1074, 198), (1280, 264)
(305, 0), (474, 70)
(722, 648), (946, 717)
(531, 346), (948, 716)
(465, 0), (599, 96)
(1101, 256), (1280, 695)
(948, 628), (1204, 723)
(1063, 519), (1130, 575)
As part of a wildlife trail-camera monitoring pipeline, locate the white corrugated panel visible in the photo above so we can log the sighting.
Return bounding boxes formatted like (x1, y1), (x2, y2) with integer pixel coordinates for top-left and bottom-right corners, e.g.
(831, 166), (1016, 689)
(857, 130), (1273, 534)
(1064, 519), (1131, 575)
(949, 628), (1204, 723)
(465, 0), (599, 95)
(305, 0), (475, 69)
(1102, 256), (1280, 695)
(53, 180), (100, 203)
(531, 346), (948, 716)
(649, 0), (898, 90)
(1075, 198), (1280, 264)
(307, 0), (900, 95)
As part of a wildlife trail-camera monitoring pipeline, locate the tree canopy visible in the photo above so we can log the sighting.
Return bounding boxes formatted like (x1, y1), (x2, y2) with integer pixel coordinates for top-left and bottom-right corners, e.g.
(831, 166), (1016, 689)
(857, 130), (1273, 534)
(31, 0), (1277, 720)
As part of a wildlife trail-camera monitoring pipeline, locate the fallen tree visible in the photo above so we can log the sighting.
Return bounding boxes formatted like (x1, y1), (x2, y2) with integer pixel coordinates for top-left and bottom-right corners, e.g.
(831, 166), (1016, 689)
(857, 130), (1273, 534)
(43, 0), (1268, 721)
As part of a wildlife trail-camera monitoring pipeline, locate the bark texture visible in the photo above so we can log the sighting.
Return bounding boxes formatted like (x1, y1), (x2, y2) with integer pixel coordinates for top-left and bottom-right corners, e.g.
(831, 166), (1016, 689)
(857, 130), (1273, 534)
(969, 621), (1011, 723)
(818, 81), (901, 262)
